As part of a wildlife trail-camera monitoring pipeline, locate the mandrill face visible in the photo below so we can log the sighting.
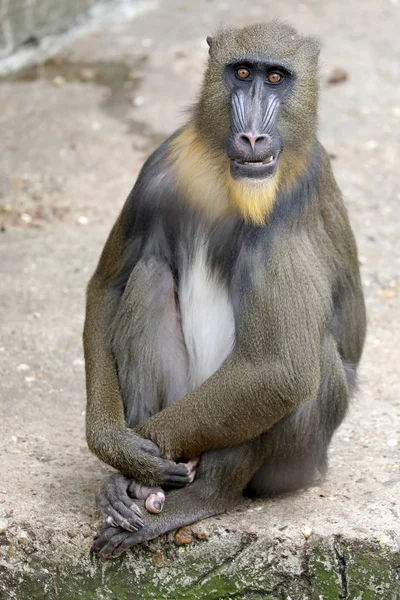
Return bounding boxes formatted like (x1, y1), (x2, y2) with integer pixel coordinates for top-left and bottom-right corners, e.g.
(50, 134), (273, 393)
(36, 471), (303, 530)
(224, 60), (288, 182)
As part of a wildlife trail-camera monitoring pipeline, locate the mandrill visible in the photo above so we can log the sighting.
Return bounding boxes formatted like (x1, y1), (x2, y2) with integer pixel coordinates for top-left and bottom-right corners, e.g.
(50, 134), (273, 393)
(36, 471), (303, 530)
(83, 22), (366, 558)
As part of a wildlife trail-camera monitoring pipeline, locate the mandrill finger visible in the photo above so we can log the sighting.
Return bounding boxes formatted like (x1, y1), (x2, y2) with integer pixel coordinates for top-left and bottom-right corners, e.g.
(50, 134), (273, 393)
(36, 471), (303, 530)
(105, 529), (151, 557)
(128, 481), (159, 500)
(186, 458), (200, 470)
(93, 524), (151, 559)
(99, 474), (136, 510)
(100, 499), (144, 531)
(109, 497), (143, 520)
(145, 491), (165, 514)
(105, 506), (141, 532)
(98, 531), (136, 559)
(162, 474), (197, 487)
(97, 474), (144, 531)
(128, 481), (166, 514)
(184, 458), (199, 483)
(160, 459), (198, 487)
(91, 525), (132, 557)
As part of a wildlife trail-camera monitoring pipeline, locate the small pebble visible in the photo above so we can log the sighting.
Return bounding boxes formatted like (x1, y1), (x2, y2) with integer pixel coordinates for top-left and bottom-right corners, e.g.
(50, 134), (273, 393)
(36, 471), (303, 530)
(67, 529), (77, 539)
(17, 364), (30, 371)
(0, 517), (8, 534)
(191, 524), (209, 540)
(141, 38), (153, 48)
(152, 552), (164, 565)
(327, 67), (348, 85)
(52, 76), (66, 87)
(133, 96), (145, 107)
(174, 526), (193, 546)
(73, 358), (85, 367)
(79, 68), (96, 82)
(77, 216), (89, 225)
(20, 213), (32, 224)
(365, 140), (378, 150)
(301, 526), (313, 539)
(81, 527), (92, 538)
(387, 439), (398, 447)
(245, 524), (258, 536)
(18, 531), (30, 546)
(380, 289), (396, 299)
(379, 533), (390, 548)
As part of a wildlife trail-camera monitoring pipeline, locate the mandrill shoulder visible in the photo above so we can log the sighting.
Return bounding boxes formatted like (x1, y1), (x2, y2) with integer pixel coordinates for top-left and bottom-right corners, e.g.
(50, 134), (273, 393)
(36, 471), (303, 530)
(123, 129), (184, 219)
(314, 143), (360, 259)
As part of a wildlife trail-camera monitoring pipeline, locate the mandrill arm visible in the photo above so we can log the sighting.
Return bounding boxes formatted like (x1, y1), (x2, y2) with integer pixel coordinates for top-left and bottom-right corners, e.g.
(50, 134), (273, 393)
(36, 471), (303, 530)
(84, 213), (196, 486)
(136, 234), (334, 460)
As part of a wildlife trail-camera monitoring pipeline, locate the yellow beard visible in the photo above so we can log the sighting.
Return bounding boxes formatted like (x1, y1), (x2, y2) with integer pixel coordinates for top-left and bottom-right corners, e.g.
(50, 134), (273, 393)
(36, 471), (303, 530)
(171, 124), (288, 225)
(227, 176), (280, 225)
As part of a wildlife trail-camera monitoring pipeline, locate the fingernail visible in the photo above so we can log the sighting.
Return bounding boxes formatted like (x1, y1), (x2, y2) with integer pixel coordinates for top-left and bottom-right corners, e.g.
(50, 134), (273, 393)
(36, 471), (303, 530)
(153, 501), (162, 511)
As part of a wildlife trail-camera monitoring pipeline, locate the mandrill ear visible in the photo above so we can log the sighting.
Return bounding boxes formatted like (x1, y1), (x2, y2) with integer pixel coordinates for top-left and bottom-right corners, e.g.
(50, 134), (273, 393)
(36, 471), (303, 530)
(206, 35), (213, 54)
(304, 36), (321, 60)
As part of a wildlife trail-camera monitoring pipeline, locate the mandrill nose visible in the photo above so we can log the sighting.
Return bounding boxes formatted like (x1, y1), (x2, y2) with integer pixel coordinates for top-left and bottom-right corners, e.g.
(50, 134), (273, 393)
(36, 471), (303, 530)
(238, 133), (269, 153)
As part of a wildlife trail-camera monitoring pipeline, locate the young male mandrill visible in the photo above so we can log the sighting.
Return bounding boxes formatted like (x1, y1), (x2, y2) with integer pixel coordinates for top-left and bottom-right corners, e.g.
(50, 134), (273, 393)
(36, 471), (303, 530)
(83, 21), (366, 558)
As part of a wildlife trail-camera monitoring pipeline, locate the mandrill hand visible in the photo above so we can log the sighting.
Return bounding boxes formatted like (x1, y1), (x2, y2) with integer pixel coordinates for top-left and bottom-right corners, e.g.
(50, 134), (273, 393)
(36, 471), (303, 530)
(95, 460), (198, 535)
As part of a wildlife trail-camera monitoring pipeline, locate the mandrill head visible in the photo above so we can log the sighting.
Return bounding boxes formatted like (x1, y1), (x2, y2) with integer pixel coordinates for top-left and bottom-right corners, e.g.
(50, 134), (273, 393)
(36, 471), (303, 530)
(174, 22), (321, 225)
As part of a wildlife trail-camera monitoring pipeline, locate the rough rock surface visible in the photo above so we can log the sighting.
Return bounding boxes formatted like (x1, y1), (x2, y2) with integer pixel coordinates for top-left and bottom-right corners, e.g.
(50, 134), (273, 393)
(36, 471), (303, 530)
(0, 1), (399, 598)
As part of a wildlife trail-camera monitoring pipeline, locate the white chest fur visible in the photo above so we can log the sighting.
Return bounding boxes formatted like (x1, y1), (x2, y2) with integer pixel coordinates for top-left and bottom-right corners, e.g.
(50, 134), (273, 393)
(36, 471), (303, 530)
(179, 242), (235, 389)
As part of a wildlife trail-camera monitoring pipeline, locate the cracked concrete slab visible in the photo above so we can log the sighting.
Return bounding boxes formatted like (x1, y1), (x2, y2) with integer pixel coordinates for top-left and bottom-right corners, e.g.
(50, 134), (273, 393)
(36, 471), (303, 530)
(0, 0), (399, 598)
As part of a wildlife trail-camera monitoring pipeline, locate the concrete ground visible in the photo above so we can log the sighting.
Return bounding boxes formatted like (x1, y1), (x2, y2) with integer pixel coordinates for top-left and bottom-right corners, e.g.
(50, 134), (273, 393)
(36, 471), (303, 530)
(0, 0), (399, 598)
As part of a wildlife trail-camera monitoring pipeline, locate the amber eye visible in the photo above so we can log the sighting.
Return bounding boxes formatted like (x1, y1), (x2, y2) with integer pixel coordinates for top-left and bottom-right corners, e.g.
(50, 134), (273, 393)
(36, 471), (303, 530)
(267, 72), (282, 84)
(237, 67), (250, 79)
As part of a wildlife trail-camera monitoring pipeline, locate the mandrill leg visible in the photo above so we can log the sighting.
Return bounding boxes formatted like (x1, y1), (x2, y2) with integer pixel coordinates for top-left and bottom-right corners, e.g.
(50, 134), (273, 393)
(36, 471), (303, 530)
(92, 439), (268, 558)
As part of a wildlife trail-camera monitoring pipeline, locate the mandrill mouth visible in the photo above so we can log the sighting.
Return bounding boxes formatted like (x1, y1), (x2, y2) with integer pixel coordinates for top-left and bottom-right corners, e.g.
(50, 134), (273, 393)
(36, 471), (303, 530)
(233, 155), (275, 166)
(230, 152), (279, 180)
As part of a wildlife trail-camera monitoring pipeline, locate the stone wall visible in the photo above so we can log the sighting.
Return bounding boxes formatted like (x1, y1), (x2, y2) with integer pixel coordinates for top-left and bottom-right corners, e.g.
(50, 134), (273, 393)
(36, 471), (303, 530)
(0, 0), (100, 58)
